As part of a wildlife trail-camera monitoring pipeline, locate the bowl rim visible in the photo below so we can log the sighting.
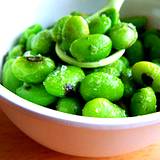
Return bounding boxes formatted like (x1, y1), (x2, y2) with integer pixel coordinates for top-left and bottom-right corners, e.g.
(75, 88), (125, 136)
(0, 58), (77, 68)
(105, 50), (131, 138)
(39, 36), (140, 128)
(1, 84), (160, 130)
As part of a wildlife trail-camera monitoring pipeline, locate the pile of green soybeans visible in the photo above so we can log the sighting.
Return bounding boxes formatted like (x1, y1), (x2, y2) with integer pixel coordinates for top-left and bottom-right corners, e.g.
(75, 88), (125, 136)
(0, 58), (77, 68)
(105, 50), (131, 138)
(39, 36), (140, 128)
(2, 6), (160, 118)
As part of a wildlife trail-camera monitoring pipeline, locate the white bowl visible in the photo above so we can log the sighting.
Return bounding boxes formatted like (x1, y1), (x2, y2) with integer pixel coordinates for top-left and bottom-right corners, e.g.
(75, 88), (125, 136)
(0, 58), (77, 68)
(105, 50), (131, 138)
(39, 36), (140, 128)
(0, 0), (160, 157)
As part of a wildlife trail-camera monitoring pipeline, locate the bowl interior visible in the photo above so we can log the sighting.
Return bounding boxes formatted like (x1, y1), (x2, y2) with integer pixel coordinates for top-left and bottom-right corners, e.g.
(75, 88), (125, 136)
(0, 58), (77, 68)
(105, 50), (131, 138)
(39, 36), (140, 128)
(0, 0), (160, 126)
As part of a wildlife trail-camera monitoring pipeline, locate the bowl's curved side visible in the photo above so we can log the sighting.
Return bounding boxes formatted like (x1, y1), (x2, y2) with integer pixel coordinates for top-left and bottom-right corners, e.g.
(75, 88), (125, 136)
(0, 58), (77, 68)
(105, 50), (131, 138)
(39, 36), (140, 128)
(0, 0), (160, 157)
(1, 95), (160, 157)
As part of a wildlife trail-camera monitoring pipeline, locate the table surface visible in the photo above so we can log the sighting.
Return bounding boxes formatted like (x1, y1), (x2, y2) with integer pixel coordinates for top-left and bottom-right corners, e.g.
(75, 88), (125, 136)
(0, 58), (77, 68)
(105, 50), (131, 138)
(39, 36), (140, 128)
(0, 109), (160, 160)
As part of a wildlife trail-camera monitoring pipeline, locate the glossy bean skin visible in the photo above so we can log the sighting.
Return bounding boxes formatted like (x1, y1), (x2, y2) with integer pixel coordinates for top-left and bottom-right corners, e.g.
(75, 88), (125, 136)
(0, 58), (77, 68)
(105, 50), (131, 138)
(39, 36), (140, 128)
(2, 59), (23, 93)
(70, 34), (112, 62)
(61, 16), (89, 50)
(26, 34), (36, 51)
(80, 72), (124, 102)
(19, 24), (42, 46)
(56, 97), (81, 115)
(130, 87), (157, 116)
(82, 98), (127, 118)
(121, 68), (135, 97)
(12, 56), (55, 84)
(132, 61), (160, 92)
(6, 45), (24, 60)
(44, 65), (85, 97)
(102, 8), (120, 27)
(94, 57), (129, 77)
(126, 40), (144, 65)
(16, 83), (56, 106)
(109, 22), (138, 50)
(51, 15), (71, 42)
(31, 30), (52, 55)
(89, 15), (111, 34)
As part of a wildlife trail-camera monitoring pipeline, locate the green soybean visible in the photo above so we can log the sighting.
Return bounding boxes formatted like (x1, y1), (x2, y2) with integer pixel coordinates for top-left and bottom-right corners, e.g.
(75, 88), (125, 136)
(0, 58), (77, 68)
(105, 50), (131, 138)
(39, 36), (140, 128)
(109, 22), (138, 50)
(19, 24), (42, 45)
(2, 59), (23, 93)
(44, 65), (85, 97)
(31, 30), (52, 55)
(51, 15), (71, 42)
(89, 15), (111, 34)
(126, 40), (144, 65)
(82, 98), (127, 118)
(102, 8), (120, 27)
(6, 45), (24, 60)
(61, 16), (89, 50)
(130, 87), (157, 116)
(70, 34), (112, 62)
(80, 72), (124, 101)
(16, 83), (56, 106)
(94, 57), (129, 77)
(56, 97), (81, 115)
(12, 55), (55, 83)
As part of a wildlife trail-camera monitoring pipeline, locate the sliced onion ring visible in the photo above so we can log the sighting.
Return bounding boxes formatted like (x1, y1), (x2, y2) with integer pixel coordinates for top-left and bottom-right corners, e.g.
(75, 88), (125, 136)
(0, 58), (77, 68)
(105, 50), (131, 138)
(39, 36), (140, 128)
(55, 43), (125, 68)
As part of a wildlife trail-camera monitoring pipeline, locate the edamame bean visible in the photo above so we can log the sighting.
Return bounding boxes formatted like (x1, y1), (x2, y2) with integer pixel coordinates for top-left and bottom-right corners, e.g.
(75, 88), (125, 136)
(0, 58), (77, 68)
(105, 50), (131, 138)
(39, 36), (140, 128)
(31, 30), (52, 55)
(12, 55), (55, 83)
(51, 15), (71, 42)
(126, 40), (144, 65)
(132, 61), (160, 92)
(6, 45), (24, 60)
(102, 8), (120, 27)
(56, 97), (81, 115)
(16, 83), (56, 106)
(26, 34), (35, 51)
(44, 65), (85, 97)
(89, 15), (111, 34)
(61, 16), (89, 50)
(82, 98), (127, 118)
(70, 34), (112, 62)
(109, 22), (138, 50)
(80, 72), (124, 101)
(19, 24), (42, 45)
(94, 57), (129, 77)
(130, 87), (157, 116)
(121, 68), (135, 97)
(2, 59), (23, 93)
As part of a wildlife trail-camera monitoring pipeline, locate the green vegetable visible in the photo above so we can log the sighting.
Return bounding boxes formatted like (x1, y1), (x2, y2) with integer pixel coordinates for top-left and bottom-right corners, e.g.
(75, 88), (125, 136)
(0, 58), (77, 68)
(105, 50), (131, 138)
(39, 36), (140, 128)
(2, 59), (23, 93)
(82, 98), (127, 118)
(6, 45), (24, 60)
(19, 24), (42, 45)
(51, 15), (71, 42)
(89, 15), (112, 34)
(16, 83), (56, 106)
(109, 22), (138, 50)
(61, 16), (89, 50)
(126, 40), (144, 65)
(31, 30), (52, 55)
(44, 65), (85, 97)
(70, 34), (112, 62)
(56, 97), (81, 115)
(130, 87), (157, 116)
(80, 72), (124, 101)
(12, 55), (55, 83)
